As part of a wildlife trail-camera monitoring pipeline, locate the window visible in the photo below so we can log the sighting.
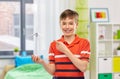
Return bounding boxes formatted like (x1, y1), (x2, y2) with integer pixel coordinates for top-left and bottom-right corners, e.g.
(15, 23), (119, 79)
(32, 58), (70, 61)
(14, 14), (33, 40)
(0, 2), (20, 51)
(0, 0), (33, 56)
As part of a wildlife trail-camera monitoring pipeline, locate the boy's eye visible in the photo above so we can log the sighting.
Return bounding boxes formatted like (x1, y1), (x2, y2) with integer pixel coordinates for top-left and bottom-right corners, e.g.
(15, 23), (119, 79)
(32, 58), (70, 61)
(62, 22), (66, 25)
(69, 22), (73, 25)
(61, 22), (74, 25)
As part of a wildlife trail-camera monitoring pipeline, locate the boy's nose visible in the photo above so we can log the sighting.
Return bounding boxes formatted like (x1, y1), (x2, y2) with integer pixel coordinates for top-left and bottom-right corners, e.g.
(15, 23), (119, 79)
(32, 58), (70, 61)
(65, 24), (69, 28)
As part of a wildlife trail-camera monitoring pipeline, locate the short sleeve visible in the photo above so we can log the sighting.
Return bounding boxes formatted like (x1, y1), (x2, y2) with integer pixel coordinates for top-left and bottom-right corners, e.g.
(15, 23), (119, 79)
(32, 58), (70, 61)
(80, 39), (90, 62)
(48, 43), (55, 64)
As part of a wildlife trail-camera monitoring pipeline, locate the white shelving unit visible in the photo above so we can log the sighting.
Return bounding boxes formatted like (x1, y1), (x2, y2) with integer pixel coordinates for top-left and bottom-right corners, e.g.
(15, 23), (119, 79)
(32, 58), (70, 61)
(90, 23), (120, 79)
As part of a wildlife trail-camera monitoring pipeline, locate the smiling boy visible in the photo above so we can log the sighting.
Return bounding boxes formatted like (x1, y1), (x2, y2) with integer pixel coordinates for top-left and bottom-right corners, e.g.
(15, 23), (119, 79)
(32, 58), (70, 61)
(32, 9), (90, 79)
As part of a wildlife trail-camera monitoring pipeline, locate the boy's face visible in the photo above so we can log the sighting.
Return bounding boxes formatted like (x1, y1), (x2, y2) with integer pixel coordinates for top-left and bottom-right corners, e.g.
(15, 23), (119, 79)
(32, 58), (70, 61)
(60, 17), (78, 37)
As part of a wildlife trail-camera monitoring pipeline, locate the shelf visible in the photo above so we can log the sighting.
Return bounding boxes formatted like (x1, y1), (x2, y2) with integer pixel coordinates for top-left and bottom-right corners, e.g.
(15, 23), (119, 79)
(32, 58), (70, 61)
(113, 55), (120, 57)
(98, 55), (113, 58)
(90, 23), (120, 79)
(113, 40), (120, 42)
(98, 39), (112, 42)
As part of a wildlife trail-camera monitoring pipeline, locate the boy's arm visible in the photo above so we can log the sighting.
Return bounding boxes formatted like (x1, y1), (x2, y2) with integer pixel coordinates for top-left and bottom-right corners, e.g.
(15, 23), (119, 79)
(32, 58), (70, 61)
(41, 61), (55, 75)
(55, 41), (89, 72)
(31, 55), (55, 75)
(64, 50), (88, 72)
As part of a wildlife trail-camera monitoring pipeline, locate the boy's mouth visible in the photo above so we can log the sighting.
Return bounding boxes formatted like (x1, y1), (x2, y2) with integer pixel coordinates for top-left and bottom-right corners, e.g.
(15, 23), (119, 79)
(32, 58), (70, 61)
(64, 29), (72, 33)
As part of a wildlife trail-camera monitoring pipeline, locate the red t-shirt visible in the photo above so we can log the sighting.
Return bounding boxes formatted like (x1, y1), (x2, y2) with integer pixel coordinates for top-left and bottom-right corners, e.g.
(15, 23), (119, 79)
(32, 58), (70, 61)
(49, 35), (90, 78)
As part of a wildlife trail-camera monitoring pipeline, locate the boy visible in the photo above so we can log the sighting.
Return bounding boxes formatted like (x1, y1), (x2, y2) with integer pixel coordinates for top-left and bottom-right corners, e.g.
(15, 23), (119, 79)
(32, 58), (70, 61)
(32, 9), (90, 79)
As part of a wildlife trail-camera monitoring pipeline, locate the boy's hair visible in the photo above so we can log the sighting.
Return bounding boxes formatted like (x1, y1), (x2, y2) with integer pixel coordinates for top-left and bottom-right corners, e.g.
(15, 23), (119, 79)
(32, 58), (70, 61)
(60, 9), (79, 23)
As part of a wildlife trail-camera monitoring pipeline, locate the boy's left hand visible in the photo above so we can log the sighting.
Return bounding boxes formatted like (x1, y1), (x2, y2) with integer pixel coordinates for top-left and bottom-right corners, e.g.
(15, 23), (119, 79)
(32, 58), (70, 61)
(55, 41), (69, 54)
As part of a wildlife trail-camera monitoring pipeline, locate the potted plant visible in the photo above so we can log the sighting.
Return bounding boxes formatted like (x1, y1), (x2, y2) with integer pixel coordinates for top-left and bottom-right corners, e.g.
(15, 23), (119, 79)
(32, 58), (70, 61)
(14, 47), (19, 56)
(116, 45), (120, 56)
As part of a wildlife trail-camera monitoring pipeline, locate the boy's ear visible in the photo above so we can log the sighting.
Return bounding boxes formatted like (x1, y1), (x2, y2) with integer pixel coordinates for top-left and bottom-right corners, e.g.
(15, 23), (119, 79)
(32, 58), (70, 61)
(77, 23), (78, 26)
(76, 23), (78, 28)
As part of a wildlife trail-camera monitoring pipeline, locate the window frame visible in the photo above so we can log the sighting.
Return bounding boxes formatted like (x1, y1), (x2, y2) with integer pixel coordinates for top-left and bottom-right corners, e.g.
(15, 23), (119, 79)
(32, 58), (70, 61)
(0, 0), (33, 56)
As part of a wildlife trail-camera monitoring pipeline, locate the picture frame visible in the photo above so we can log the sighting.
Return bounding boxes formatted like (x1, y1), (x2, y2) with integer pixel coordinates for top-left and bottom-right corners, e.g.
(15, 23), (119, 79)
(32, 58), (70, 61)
(90, 8), (109, 22)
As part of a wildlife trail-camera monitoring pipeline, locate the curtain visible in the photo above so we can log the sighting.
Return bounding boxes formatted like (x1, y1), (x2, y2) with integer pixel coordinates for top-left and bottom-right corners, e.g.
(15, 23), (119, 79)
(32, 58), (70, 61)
(75, 0), (89, 38)
(75, 1), (90, 79)
(33, 0), (76, 60)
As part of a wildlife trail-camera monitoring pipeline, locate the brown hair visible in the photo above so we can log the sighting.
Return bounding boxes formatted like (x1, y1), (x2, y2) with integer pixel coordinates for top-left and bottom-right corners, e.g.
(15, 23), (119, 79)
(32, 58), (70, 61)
(60, 9), (79, 23)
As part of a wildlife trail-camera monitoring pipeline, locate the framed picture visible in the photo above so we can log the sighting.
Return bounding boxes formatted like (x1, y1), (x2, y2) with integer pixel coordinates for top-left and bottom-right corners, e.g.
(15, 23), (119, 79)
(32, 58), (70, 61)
(90, 8), (109, 22)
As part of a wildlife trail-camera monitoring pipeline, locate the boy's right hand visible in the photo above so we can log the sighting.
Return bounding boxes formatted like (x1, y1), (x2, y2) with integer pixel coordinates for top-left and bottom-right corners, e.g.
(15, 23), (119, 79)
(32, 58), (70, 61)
(31, 55), (44, 64)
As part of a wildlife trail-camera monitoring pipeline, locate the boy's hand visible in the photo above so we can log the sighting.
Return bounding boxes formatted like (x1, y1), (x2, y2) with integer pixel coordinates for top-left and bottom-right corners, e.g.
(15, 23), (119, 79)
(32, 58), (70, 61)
(55, 41), (69, 54)
(31, 55), (44, 64)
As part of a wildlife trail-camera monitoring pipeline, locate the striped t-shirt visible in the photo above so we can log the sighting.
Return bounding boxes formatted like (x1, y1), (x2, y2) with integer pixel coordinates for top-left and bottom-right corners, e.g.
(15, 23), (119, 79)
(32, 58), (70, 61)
(49, 35), (90, 78)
